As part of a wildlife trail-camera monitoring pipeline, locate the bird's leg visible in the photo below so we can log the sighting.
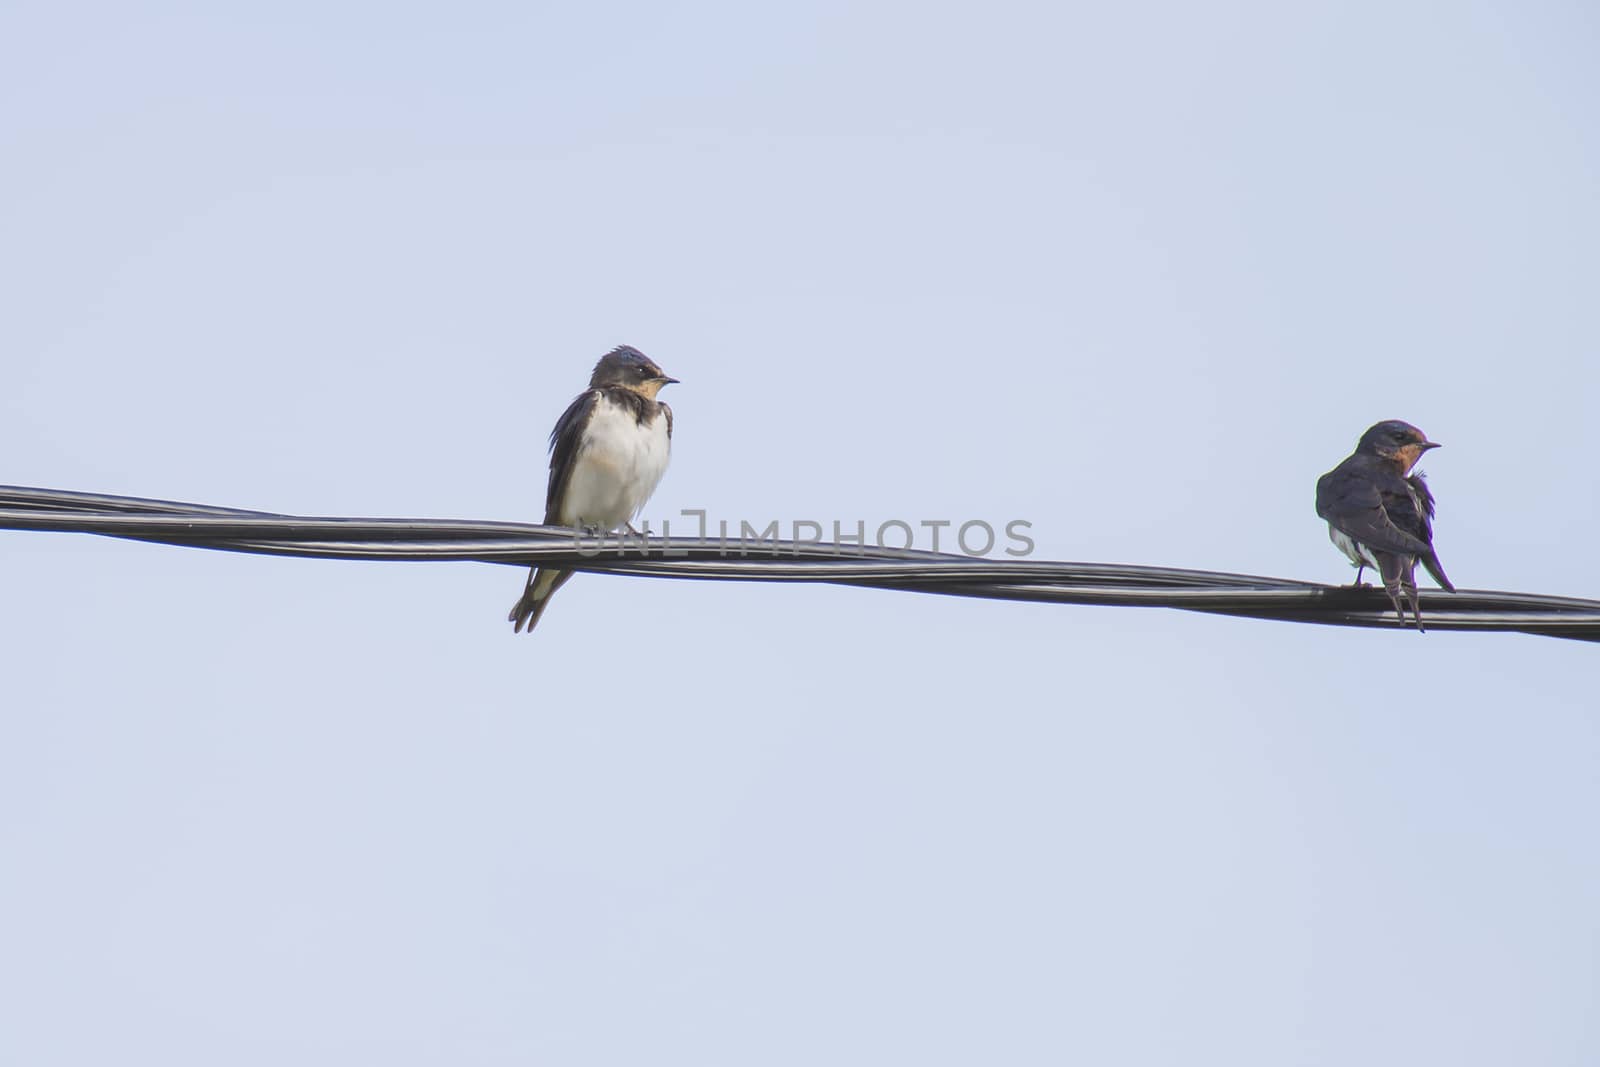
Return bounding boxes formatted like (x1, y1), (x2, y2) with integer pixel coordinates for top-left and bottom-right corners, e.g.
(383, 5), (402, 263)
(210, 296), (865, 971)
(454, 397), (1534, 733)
(625, 521), (641, 535)
(1352, 562), (1367, 586)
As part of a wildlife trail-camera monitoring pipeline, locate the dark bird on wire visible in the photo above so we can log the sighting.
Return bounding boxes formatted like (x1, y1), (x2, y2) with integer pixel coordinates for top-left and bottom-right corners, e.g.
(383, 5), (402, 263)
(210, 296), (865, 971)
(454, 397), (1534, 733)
(1315, 419), (1455, 631)
(508, 345), (677, 633)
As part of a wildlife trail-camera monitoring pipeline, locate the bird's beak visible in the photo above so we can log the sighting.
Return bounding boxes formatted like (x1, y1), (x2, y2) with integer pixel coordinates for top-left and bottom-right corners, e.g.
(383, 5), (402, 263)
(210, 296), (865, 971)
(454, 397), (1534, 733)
(657, 376), (680, 385)
(1420, 440), (1441, 451)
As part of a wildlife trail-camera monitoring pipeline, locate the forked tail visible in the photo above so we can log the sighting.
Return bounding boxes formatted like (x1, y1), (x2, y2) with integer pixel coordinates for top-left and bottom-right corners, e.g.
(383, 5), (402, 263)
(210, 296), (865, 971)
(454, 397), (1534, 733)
(508, 567), (574, 633)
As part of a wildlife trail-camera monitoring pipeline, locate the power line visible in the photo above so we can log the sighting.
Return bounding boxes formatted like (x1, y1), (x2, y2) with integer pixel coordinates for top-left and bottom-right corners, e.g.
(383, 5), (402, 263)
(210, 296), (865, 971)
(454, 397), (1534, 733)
(3, 484), (1597, 642)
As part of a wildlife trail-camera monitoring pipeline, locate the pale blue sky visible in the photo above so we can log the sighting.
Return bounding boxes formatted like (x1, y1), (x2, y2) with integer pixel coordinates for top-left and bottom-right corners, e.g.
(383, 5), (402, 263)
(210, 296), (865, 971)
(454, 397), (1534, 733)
(2, 3), (1597, 1064)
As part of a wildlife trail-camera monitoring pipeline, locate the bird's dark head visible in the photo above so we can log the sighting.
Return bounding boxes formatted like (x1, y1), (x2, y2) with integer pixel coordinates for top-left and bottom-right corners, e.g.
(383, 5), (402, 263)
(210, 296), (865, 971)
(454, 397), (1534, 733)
(590, 345), (679, 399)
(1356, 419), (1440, 473)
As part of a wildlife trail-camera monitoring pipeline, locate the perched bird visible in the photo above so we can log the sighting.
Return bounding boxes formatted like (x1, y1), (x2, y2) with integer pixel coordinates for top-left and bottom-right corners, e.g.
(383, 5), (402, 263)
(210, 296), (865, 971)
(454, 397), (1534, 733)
(508, 345), (677, 633)
(1315, 419), (1454, 630)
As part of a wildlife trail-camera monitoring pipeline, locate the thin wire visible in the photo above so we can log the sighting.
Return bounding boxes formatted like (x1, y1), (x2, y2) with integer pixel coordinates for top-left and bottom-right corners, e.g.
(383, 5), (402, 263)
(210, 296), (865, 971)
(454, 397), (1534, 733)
(3, 485), (1597, 642)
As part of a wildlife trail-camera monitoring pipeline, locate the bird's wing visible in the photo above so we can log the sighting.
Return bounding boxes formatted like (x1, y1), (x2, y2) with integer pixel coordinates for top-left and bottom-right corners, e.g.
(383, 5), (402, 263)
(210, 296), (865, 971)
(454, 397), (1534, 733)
(544, 389), (600, 523)
(1406, 472), (1455, 591)
(1404, 471), (1437, 543)
(1315, 462), (1433, 557)
(1377, 474), (1431, 542)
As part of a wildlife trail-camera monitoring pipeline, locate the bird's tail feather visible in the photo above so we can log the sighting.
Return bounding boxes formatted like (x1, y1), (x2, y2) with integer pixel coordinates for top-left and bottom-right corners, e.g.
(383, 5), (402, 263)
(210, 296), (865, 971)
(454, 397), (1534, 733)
(1421, 552), (1454, 593)
(1377, 556), (1422, 631)
(508, 567), (574, 633)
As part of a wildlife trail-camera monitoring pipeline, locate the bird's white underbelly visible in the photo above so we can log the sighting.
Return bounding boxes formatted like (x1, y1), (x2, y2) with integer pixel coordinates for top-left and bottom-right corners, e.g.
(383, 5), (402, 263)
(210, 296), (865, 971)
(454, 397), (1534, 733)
(559, 399), (671, 530)
(1328, 525), (1382, 569)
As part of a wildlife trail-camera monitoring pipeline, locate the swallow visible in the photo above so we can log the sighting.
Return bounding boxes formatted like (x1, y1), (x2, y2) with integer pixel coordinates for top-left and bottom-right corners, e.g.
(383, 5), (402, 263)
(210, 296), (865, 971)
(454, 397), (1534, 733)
(1315, 419), (1454, 630)
(508, 345), (677, 633)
